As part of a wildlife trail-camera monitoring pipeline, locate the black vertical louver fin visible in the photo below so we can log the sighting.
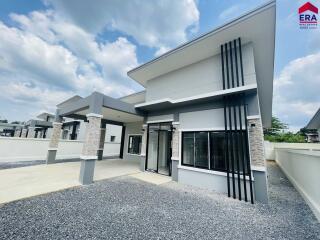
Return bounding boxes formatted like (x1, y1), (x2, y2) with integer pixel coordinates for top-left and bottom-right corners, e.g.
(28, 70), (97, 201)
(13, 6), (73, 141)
(220, 37), (254, 204)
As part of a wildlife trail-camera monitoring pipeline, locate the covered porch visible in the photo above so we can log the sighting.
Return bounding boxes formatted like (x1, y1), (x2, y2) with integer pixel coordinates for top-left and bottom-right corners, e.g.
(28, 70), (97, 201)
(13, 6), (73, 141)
(47, 92), (146, 185)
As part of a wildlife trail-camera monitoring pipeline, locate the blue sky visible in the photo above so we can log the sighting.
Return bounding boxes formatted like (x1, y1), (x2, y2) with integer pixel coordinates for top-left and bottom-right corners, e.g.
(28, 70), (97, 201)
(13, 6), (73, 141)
(0, 0), (319, 131)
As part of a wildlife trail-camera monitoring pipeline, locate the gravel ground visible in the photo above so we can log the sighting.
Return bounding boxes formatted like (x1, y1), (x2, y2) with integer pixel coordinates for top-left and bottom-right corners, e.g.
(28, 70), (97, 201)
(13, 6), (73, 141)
(0, 156), (119, 170)
(0, 161), (319, 240)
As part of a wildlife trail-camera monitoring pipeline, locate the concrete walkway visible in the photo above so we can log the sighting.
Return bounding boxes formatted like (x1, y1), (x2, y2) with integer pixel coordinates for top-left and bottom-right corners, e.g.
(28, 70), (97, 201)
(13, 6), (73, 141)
(0, 159), (141, 204)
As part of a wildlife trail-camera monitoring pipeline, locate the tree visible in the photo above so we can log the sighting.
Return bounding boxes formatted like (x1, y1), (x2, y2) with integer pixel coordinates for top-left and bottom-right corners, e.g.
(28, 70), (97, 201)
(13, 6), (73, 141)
(264, 116), (288, 135)
(0, 119), (8, 123)
(264, 116), (306, 143)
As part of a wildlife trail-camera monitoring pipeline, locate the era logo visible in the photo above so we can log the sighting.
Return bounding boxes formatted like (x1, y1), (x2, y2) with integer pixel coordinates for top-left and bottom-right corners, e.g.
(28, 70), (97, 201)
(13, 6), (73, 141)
(299, 2), (318, 29)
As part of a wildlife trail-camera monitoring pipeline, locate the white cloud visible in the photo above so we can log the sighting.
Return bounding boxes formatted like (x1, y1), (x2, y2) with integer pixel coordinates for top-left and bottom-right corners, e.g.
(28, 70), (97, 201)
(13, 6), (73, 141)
(44, 0), (199, 54)
(273, 52), (320, 130)
(0, 21), (80, 90)
(0, 11), (142, 121)
(0, 1), (200, 121)
(219, 5), (240, 20)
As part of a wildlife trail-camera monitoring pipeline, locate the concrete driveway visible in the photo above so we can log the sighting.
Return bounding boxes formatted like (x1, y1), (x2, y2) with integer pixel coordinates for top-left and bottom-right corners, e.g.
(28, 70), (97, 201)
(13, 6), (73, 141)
(0, 159), (141, 204)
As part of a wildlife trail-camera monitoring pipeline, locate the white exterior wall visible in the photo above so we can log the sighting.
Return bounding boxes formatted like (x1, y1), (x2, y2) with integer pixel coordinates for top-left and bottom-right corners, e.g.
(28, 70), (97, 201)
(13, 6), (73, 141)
(146, 43), (256, 102)
(78, 121), (87, 141)
(105, 124), (122, 143)
(275, 149), (320, 221)
(0, 137), (120, 162)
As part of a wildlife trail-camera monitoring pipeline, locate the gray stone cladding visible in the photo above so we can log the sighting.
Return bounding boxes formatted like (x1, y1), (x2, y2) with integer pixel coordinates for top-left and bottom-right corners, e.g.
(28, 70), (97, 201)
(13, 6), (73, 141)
(49, 123), (62, 148)
(14, 129), (21, 137)
(21, 129), (28, 138)
(172, 123), (180, 160)
(27, 127), (35, 138)
(248, 117), (265, 167)
(81, 116), (102, 157)
(141, 125), (147, 156)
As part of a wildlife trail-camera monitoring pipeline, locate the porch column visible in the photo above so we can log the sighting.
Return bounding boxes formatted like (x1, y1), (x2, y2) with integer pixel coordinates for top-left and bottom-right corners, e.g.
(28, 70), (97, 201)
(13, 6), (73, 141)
(27, 127), (36, 138)
(139, 124), (148, 171)
(21, 128), (28, 138)
(14, 129), (21, 137)
(119, 125), (126, 159)
(79, 113), (102, 185)
(46, 122), (62, 164)
(171, 122), (180, 181)
(248, 116), (268, 203)
(97, 122), (106, 160)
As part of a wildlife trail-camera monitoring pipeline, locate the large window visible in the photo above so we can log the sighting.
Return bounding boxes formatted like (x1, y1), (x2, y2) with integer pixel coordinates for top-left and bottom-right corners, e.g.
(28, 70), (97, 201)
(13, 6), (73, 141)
(182, 131), (247, 173)
(128, 135), (142, 155)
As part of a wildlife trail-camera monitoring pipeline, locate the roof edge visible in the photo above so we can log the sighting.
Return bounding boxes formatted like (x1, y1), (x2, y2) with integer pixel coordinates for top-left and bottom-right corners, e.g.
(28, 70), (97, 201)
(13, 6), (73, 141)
(127, 0), (276, 76)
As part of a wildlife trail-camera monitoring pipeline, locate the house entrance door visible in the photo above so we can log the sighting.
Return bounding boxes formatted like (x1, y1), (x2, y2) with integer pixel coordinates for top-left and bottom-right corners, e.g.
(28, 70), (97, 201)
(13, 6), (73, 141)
(146, 122), (172, 176)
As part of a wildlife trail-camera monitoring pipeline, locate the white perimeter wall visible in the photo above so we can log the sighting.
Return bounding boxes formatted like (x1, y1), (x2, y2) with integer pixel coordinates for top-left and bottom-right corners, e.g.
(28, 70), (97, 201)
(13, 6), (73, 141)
(0, 137), (120, 162)
(265, 141), (320, 221)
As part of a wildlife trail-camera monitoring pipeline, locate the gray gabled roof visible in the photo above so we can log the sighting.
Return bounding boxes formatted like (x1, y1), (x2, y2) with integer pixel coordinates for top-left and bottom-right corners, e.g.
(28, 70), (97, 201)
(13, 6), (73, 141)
(306, 108), (320, 129)
(57, 95), (83, 108)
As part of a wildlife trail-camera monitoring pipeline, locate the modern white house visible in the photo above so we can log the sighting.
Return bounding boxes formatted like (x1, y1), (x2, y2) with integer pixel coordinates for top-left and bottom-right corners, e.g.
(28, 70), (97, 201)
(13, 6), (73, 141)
(46, 1), (276, 204)
(18, 112), (55, 138)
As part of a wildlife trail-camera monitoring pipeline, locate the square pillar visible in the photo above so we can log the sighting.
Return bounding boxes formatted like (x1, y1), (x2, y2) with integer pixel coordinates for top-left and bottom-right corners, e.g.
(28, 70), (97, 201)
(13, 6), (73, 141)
(248, 116), (268, 203)
(46, 122), (62, 164)
(79, 113), (102, 185)
(119, 125), (126, 159)
(139, 124), (148, 171)
(97, 127), (106, 160)
(21, 128), (28, 138)
(171, 122), (180, 181)
(27, 127), (36, 138)
(14, 129), (21, 137)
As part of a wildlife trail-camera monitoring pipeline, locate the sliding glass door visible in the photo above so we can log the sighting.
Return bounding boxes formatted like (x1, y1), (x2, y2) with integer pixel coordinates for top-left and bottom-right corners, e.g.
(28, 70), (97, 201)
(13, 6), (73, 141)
(146, 122), (172, 176)
(147, 127), (158, 172)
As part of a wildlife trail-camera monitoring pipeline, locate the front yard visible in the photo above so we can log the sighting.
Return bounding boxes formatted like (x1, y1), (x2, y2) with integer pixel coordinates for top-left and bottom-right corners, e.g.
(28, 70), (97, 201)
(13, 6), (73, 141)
(0, 161), (319, 240)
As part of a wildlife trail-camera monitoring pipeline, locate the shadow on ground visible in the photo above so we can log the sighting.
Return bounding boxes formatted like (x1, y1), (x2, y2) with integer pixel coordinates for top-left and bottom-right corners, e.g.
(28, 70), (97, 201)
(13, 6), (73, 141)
(0, 161), (319, 240)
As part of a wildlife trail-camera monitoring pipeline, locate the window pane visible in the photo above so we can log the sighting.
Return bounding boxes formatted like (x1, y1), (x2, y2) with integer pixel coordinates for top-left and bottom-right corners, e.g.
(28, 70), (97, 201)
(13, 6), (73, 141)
(210, 132), (226, 171)
(182, 132), (194, 166)
(235, 131), (246, 174)
(195, 132), (208, 168)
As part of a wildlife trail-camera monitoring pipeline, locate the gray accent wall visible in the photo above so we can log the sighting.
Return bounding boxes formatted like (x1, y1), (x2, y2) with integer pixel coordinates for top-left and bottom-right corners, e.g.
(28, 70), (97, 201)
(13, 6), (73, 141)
(145, 43), (257, 102)
(123, 122), (144, 162)
(178, 168), (253, 200)
(179, 108), (225, 129)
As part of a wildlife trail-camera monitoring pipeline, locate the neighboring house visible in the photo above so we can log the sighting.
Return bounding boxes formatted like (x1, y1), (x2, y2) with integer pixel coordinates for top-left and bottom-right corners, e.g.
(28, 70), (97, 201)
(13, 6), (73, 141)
(45, 1), (276, 204)
(0, 122), (24, 137)
(306, 108), (320, 143)
(57, 97), (123, 142)
(305, 133), (319, 143)
(21, 112), (55, 138)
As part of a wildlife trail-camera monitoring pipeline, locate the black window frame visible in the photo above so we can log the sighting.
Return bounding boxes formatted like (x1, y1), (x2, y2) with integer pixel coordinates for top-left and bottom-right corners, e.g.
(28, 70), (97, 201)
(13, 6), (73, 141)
(181, 130), (248, 174)
(127, 135), (142, 155)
